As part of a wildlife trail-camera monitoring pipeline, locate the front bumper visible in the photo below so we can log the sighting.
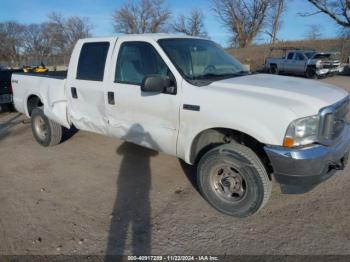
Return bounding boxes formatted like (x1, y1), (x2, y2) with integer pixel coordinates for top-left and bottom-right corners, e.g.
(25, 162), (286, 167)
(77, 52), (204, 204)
(265, 124), (350, 190)
(316, 66), (344, 75)
(0, 94), (12, 104)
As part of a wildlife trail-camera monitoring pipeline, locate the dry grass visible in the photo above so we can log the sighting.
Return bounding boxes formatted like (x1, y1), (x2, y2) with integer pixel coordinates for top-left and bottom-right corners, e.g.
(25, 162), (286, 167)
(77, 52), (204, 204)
(227, 39), (350, 71)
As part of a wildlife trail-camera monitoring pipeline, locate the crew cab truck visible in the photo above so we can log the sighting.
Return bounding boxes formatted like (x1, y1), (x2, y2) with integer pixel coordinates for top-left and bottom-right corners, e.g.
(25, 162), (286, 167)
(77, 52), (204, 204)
(266, 49), (344, 78)
(12, 35), (350, 217)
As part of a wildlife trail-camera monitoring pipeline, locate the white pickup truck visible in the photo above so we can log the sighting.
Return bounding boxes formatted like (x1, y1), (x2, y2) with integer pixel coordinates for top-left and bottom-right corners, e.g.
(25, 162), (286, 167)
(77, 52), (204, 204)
(12, 34), (350, 217)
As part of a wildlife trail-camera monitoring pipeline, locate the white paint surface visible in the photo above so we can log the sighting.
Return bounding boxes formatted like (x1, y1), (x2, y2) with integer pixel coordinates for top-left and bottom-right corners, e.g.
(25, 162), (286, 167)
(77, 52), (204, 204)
(12, 34), (349, 164)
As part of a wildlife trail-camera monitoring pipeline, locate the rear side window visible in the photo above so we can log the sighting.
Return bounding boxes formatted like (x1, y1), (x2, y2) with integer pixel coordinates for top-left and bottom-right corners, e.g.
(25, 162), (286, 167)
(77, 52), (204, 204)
(77, 42), (110, 81)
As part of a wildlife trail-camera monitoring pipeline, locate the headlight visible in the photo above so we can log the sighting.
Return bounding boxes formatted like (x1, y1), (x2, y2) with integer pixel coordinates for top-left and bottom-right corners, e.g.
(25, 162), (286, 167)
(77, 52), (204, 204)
(283, 115), (320, 147)
(316, 60), (322, 68)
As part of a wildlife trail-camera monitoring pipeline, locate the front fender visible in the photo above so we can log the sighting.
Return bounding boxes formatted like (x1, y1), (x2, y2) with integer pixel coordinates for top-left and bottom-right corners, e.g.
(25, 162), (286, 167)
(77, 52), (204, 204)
(178, 120), (287, 165)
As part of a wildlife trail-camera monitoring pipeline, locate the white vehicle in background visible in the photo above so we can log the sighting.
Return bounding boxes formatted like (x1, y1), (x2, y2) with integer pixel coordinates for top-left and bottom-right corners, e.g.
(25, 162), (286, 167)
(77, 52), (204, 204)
(11, 34), (350, 217)
(265, 48), (344, 78)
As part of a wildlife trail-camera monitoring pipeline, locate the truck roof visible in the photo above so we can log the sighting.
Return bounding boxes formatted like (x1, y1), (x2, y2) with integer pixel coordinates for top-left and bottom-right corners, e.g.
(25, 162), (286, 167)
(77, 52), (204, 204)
(79, 34), (206, 43)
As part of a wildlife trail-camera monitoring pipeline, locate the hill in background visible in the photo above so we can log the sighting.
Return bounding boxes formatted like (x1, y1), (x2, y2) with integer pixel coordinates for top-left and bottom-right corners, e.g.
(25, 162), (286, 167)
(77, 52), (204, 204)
(227, 39), (350, 71)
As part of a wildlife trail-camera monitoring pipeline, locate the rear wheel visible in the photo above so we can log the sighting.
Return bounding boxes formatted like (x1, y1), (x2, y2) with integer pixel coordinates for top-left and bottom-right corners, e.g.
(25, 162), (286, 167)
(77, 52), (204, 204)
(197, 143), (272, 217)
(0, 103), (16, 112)
(31, 108), (62, 147)
(6, 103), (16, 112)
(270, 65), (279, 75)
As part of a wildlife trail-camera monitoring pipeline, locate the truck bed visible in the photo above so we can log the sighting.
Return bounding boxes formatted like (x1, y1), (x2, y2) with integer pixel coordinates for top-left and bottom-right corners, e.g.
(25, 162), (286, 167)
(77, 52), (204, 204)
(12, 71), (70, 128)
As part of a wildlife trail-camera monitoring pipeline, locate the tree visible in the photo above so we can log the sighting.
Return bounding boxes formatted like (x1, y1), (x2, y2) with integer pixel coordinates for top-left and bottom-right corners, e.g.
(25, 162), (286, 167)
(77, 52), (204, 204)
(65, 16), (92, 50)
(266, 0), (285, 45)
(22, 23), (53, 64)
(211, 0), (271, 47)
(112, 0), (171, 34)
(0, 22), (25, 66)
(306, 0), (350, 28)
(305, 24), (323, 39)
(47, 12), (92, 57)
(172, 8), (208, 37)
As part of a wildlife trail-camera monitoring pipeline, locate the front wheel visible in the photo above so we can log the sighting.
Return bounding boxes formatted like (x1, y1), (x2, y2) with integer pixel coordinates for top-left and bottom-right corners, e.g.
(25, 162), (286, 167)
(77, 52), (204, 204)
(197, 143), (272, 217)
(306, 67), (317, 79)
(31, 108), (62, 147)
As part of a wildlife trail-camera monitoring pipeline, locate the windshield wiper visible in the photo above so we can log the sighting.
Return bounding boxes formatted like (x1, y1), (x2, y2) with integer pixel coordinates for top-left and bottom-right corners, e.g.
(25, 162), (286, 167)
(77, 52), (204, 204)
(194, 71), (249, 80)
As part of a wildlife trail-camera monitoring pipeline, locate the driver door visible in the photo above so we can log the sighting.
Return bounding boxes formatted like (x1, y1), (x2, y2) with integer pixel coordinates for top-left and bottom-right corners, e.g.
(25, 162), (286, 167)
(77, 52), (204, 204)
(105, 40), (181, 155)
(293, 53), (307, 74)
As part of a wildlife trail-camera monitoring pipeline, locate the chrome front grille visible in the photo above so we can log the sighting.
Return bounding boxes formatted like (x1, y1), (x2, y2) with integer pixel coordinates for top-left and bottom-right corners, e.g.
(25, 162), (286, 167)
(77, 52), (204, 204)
(319, 96), (349, 144)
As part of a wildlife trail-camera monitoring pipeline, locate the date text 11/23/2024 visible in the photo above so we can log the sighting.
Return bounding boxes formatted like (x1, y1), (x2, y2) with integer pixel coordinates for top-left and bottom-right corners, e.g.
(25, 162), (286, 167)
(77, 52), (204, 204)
(127, 255), (219, 261)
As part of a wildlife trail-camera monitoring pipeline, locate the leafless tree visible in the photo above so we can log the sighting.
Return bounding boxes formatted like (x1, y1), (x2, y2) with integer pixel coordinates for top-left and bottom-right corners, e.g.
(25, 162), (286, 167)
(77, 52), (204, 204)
(305, 24), (323, 40)
(340, 27), (350, 38)
(0, 22), (25, 66)
(65, 17), (92, 49)
(113, 0), (171, 34)
(266, 0), (285, 45)
(22, 23), (53, 64)
(0, 13), (91, 67)
(306, 0), (350, 28)
(211, 0), (271, 47)
(173, 8), (208, 37)
(47, 12), (92, 58)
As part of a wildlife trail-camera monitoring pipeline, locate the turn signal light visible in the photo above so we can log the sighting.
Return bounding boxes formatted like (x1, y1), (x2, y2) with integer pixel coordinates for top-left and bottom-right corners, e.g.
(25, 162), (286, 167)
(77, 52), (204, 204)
(283, 137), (294, 147)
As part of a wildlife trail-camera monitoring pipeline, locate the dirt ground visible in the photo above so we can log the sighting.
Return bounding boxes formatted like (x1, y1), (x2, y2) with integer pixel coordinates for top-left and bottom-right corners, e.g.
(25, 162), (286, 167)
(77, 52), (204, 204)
(0, 76), (350, 256)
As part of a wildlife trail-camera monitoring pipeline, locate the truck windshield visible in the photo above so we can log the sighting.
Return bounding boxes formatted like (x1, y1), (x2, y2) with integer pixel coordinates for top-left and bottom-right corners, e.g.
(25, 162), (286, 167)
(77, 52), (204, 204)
(305, 52), (316, 59)
(158, 38), (248, 82)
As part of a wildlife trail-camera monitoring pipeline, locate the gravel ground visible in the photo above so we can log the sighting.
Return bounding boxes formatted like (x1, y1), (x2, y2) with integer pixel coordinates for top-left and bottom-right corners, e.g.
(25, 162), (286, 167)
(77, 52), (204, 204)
(0, 76), (349, 256)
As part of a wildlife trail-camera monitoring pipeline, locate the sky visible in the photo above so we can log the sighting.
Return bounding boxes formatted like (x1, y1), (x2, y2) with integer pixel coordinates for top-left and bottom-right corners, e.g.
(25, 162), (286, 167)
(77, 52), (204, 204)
(0, 0), (343, 47)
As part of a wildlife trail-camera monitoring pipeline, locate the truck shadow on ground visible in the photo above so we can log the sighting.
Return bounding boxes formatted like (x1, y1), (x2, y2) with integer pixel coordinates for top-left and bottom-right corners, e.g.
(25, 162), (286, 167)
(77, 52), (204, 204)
(0, 113), (26, 140)
(106, 125), (158, 260)
(179, 159), (199, 192)
(61, 125), (79, 143)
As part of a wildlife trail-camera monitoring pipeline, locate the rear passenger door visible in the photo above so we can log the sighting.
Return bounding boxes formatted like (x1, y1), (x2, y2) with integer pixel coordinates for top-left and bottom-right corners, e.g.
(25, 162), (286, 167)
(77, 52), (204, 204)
(67, 40), (113, 134)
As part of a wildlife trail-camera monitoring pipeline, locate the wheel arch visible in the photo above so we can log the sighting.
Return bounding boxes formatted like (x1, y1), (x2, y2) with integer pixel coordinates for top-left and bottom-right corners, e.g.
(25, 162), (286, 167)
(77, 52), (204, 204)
(26, 94), (44, 116)
(188, 127), (273, 176)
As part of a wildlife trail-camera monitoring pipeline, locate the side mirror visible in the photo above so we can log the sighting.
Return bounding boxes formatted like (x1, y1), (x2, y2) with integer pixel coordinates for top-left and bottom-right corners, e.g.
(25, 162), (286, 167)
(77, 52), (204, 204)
(141, 75), (171, 93)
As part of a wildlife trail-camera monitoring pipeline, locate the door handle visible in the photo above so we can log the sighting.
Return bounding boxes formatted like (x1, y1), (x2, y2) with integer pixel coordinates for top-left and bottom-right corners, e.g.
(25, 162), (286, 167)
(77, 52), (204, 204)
(71, 87), (78, 99)
(108, 92), (115, 105)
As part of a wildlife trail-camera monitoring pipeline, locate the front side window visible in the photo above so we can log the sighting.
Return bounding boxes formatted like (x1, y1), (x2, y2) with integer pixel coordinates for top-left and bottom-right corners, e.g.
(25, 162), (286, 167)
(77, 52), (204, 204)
(287, 52), (294, 60)
(76, 42), (110, 81)
(295, 53), (305, 61)
(115, 42), (170, 85)
(158, 38), (247, 82)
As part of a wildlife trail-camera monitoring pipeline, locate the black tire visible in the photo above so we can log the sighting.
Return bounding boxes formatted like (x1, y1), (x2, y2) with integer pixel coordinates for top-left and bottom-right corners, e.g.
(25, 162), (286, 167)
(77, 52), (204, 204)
(31, 108), (62, 147)
(306, 67), (317, 79)
(197, 143), (272, 217)
(0, 103), (15, 112)
(6, 103), (16, 112)
(270, 65), (279, 75)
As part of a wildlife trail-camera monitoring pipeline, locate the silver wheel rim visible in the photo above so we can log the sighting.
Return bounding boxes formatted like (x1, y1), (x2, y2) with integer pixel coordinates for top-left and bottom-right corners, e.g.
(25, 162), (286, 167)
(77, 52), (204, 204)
(34, 115), (48, 141)
(210, 164), (247, 202)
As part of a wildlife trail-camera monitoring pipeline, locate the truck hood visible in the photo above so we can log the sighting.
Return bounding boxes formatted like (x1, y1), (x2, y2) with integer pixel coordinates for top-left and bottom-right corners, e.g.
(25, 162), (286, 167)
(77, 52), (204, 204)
(209, 74), (348, 116)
